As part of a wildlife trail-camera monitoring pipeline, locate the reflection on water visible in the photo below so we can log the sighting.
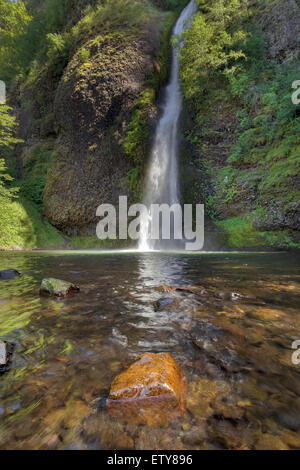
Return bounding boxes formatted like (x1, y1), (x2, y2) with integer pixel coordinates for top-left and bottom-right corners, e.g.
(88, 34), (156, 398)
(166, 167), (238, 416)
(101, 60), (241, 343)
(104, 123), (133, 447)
(0, 251), (299, 449)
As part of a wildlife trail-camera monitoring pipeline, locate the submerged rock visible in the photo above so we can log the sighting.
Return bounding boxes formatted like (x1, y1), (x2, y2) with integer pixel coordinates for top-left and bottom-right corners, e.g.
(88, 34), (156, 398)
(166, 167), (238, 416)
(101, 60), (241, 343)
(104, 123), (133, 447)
(153, 298), (173, 311)
(255, 433), (289, 450)
(40, 278), (80, 297)
(0, 340), (14, 374)
(0, 269), (21, 280)
(174, 285), (208, 295)
(218, 292), (231, 301)
(100, 420), (134, 450)
(107, 352), (186, 426)
(111, 328), (128, 347)
(182, 424), (207, 447)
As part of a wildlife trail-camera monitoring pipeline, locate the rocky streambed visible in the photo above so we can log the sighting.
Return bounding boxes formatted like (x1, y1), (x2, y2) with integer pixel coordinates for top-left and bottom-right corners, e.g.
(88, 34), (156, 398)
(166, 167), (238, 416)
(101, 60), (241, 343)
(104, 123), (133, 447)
(0, 250), (299, 450)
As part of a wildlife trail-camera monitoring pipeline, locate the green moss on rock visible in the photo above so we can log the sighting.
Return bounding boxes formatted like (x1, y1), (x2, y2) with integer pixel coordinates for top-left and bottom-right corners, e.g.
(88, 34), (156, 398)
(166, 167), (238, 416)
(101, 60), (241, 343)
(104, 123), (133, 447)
(40, 278), (79, 297)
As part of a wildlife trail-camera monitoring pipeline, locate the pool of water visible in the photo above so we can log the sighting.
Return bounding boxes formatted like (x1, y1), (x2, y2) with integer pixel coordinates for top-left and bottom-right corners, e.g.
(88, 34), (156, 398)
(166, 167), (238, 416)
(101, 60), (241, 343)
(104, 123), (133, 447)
(0, 250), (299, 450)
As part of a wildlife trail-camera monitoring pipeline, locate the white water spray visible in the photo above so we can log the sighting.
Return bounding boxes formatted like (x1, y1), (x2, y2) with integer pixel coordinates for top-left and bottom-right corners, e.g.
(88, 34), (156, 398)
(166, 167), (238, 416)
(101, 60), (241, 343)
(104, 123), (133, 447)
(139, 0), (197, 251)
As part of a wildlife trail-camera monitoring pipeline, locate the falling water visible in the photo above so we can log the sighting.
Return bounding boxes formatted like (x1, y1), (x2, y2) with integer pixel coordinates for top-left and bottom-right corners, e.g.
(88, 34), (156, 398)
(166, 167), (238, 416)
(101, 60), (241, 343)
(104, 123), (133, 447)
(139, 0), (197, 251)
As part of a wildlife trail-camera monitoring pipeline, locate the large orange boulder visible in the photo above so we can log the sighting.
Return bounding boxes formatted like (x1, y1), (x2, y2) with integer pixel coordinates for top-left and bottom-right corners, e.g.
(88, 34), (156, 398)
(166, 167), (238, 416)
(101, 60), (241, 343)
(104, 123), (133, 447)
(107, 352), (186, 426)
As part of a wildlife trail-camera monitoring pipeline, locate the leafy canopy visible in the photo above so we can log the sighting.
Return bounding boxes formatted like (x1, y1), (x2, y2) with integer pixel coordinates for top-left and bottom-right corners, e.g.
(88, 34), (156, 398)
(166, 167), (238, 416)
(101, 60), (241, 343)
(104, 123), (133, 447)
(0, 104), (21, 209)
(0, 0), (31, 81)
(0, 105), (21, 148)
(179, 0), (249, 99)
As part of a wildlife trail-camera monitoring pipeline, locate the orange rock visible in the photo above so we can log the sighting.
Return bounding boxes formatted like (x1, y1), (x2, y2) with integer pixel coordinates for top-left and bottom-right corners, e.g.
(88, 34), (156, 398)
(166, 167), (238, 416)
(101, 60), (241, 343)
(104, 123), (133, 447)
(107, 352), (186, 426)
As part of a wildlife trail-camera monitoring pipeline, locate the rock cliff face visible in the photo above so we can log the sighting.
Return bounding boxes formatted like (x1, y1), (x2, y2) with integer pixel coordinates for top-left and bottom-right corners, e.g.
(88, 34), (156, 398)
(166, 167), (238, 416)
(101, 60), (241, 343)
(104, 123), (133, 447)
(44, 33), (160, 235)
(12, 1), (189, 244)
(257, 0), (300, 63)
(14, 0), (300, 246)
(180, 0), (300, 248)
(16, 16), (162, 236)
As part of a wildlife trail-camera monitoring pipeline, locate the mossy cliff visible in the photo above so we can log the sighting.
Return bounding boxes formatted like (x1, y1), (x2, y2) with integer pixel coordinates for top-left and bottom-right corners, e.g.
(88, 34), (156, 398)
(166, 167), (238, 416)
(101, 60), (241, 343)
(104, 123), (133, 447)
(1, 0), (299, 249)
(44, 32), (160, 235)
(9, 0), (188, 243)
(179, 0), (300, 249)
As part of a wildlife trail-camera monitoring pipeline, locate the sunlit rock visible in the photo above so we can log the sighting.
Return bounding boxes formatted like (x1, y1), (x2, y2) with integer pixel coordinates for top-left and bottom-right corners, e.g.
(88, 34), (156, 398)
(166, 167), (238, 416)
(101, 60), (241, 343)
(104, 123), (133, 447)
(40, 278), (80, 297)
(107, 352), (186, 426)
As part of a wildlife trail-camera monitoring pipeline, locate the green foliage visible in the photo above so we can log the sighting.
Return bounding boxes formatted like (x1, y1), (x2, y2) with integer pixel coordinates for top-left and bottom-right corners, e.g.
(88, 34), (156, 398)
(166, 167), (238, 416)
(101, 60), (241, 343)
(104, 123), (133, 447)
(217, 167), (239, 204)
(217, 216), (299, 248)
(152, 0), (188, 10)
(216, 216), (263, 247)
(0, 195), (65, 249)
(0, 105), (22, 149)
(123, 2), (185, 202)
(0, 0), (31, 81)
(23, 0), (164, 82)
(78, 47), (91, 64)
(42, 0), (154, 72)
(126, 167), (144, 202)
(227, 61), (300, 209)
(18, 142), (54, 208)
(72, 0), (149, 38)
(45, 32), (72, 72)
(123, 87), (153, 201)
(0, 159), (29, 249)
(1, 0), (182, 84)
(179, 0), (249, 100)
(22, 198), (65, 248)
(17, 0), (71, 74)
(0, 198), (33, 249)
(0, 152), (63, 249)
(124, 89), (155, 166)
(228, 30), (268, 98)
(227, 29), (300, 175)
(0, 158), (18, 204)
(148, 9), (176, 91)
(260, 230), (299, 249)
(19, 176), (45, 208)
(180, 1), (300, 248)
(0, 0), (72, 81)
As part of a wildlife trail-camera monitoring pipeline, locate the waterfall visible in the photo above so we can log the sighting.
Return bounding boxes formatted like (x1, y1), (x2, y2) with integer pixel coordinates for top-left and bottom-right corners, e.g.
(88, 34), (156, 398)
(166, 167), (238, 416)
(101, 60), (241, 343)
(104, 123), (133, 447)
(139, 0), (197, 251)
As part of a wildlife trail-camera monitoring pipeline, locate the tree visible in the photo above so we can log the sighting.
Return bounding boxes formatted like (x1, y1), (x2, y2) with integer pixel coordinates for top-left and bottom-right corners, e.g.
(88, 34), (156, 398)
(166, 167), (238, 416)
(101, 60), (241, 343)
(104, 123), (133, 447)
(0, 0), (31, 81)
(0, 158), (18, 202)
(0, 105), (21, 148)
(179, 0), (248, 99)
(0, 104), (21, 229)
